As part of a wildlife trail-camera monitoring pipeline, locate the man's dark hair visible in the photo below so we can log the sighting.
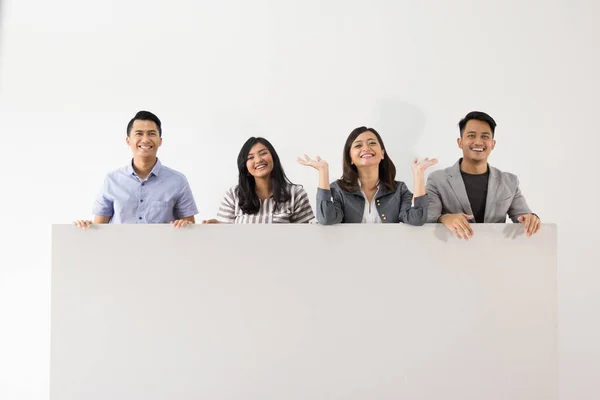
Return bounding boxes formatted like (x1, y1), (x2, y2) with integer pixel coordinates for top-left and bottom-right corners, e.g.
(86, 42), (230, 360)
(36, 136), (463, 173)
(458, 111), (496, 138)
(126, 111), (162, 137)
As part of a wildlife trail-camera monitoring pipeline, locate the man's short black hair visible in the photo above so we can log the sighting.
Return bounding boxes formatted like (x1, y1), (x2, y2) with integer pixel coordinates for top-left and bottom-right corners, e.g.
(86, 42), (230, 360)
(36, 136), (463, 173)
(127, 111), (162, 137)
(458, 111), (496, 138)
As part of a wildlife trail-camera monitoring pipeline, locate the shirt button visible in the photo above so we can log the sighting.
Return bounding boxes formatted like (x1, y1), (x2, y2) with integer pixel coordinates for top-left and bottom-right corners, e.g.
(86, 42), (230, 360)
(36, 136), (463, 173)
(139, 217), (142, 220)
(381, 214), (385, 217)
(141, 182), (145, 186)
(383, 217), (387, 220)
(140, 199), (144, 202)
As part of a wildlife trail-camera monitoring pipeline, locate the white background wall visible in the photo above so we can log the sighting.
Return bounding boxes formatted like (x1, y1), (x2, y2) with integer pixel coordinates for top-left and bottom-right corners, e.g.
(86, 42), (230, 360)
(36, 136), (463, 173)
(0, 0), (597, 399)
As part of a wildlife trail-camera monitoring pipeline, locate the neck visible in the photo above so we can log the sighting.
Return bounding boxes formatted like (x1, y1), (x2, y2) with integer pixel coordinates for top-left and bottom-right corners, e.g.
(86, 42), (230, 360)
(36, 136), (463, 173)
(460, 158), (488, 174)
(254, 176), (272, 200)
(132, 157), (157, 180)
(357, 166), (380, 190)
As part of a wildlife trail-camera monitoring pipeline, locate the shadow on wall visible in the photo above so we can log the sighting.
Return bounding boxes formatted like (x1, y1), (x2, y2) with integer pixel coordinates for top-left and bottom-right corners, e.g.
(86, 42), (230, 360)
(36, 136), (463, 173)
(372, 99), (427, 184)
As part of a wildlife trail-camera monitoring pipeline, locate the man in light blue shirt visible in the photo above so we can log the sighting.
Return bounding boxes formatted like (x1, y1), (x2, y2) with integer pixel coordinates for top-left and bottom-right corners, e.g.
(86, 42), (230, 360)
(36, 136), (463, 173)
(74, 111), (198, 228)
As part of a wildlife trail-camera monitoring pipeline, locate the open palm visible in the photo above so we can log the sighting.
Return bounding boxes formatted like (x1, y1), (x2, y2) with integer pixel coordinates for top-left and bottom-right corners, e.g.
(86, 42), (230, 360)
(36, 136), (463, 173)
(411, 157), (438, 174)
(297, 154), (328, 170)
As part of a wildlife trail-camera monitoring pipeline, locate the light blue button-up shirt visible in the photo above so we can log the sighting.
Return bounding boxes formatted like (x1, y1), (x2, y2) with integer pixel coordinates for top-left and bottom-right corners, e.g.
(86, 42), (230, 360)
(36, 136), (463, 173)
(92, 159), (198, 224)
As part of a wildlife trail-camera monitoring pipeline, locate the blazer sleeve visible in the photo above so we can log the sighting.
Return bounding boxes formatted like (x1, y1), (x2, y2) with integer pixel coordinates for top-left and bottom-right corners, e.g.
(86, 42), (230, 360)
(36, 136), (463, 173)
(425, 174), (443, 223)
(316, 186), (344, 225)
(398, 182), (427, 226)
(507, 178), (533, 223)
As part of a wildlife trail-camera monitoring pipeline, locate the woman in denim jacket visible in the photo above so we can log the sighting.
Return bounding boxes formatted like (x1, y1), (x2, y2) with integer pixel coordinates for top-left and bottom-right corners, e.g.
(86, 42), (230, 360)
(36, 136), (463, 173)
(298, 126), (437, 225)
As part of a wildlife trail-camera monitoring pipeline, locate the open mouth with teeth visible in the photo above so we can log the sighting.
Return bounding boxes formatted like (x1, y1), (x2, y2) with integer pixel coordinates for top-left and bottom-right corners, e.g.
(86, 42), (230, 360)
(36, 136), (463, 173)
(470, 148), (485, 153)
(254, 164), (268, 170)
(138, 145), (153, 150)
(360, 153), (375, 159)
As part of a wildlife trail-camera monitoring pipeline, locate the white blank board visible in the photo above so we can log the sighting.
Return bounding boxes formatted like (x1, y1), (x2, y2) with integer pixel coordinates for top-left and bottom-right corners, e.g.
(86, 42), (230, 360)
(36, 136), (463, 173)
(51, 224), (557, 399)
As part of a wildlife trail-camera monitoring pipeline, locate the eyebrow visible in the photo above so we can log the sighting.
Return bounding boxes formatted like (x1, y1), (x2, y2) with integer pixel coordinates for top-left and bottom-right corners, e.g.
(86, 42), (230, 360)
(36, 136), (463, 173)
(134, 129), (157, 133)
(248, 148), (268, 156)
(467, 130), (491, 135)
(353, 138), (377, 143)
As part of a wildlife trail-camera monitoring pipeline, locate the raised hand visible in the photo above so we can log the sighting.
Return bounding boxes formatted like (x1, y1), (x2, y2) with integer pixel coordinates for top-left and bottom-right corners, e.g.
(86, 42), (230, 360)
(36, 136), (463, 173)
(411, 157), (438, 175)
(297, 154), (329, 171)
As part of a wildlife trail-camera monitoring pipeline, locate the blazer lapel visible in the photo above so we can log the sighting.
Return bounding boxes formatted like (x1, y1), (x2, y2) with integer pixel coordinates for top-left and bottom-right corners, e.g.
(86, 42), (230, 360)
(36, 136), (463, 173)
(447, 160), (474, 217)
(484, 166), (501, 222)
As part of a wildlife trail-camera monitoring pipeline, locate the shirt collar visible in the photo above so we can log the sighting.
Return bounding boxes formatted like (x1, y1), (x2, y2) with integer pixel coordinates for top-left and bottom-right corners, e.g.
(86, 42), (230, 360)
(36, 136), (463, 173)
(358, 179), (380, 190)
(127, 158), (162, 177)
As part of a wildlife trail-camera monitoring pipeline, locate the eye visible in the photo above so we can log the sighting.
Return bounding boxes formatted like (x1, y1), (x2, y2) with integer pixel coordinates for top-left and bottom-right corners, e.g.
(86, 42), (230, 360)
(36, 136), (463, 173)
(368, 141), (377, 146)
(247, 156), (254, 160)
(354, 144), (361, 148)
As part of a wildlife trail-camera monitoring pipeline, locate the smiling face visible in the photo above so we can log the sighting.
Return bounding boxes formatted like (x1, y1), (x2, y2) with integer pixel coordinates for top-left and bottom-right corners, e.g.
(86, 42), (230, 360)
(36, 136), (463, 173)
(349, 131), (385, 168)
(246, 143), (274, 178)
(126, 119), (162, 159)
(458, 119), (496, 163)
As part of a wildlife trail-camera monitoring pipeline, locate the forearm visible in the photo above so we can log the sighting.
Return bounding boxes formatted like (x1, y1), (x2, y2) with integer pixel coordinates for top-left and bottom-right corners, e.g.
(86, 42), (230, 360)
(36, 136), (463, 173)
(412, 171), (426, 197)
(318, 167), (330, 190)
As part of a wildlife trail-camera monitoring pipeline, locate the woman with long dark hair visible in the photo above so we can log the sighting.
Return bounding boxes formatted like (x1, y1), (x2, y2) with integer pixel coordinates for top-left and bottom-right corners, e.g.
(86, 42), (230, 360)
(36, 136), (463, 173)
(206, 137), (314, 224)
(298, 126), (436, 225)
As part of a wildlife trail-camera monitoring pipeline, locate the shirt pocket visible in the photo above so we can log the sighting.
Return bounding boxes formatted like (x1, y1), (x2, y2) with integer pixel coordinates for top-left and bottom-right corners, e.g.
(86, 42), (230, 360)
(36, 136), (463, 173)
(147, 200), (173, 223)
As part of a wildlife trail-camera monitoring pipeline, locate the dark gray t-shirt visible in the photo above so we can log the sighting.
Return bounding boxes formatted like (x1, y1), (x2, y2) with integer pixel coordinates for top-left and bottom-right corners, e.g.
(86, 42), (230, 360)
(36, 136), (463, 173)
(460, 168), (490, 223)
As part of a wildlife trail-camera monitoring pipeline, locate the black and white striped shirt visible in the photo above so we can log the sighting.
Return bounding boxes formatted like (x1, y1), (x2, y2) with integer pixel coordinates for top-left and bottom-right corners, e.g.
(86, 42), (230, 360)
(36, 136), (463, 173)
(217, 184), (314, 224)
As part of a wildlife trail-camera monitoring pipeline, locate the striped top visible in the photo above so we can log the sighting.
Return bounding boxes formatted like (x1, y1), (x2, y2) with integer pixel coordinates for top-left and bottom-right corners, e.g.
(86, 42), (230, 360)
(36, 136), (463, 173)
(217, 184), (315, 224)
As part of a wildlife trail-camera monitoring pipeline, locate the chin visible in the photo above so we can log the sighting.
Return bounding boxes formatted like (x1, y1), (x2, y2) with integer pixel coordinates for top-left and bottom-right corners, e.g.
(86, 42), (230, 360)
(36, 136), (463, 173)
(361, 160), (380, 167)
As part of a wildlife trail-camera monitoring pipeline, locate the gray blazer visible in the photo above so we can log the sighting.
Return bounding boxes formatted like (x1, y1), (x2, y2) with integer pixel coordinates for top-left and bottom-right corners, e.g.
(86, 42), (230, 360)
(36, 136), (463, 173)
(426, 159), (533, 223)
(316, 181), (428, 225)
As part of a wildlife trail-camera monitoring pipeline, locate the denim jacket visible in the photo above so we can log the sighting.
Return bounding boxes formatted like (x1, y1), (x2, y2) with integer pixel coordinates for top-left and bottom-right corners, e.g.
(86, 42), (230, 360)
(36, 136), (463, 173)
(316, 180), (428, 225)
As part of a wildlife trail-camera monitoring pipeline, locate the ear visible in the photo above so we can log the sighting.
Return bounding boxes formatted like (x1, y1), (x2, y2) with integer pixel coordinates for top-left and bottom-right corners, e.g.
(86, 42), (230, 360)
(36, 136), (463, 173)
(381, 148), (385, 159)
(159, 137), (163, 147)
(491, 139), (496, 150)
(126, 136), (131, 146)
(457, 137), (462, 149)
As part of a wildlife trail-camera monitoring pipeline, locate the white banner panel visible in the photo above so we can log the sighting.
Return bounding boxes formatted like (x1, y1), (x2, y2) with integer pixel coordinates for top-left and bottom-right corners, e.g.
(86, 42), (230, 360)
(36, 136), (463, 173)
(51, 224), (557, 400)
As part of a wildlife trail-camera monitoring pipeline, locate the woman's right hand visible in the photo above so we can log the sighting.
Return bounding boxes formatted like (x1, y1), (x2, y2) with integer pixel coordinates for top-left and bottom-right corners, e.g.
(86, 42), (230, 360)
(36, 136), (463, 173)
(296, 154), (329, 171)
(297, 155), (330, 190)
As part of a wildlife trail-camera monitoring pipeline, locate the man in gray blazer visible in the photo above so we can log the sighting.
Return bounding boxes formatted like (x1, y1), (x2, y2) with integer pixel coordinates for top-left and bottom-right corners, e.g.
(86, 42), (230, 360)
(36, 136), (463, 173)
(426, 111), (540, 239)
